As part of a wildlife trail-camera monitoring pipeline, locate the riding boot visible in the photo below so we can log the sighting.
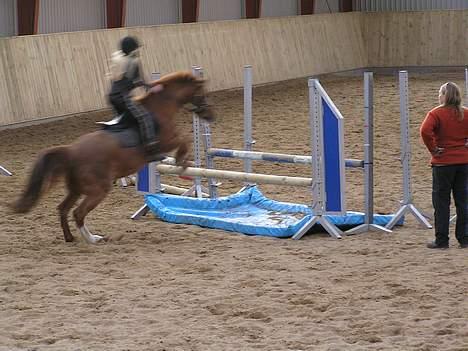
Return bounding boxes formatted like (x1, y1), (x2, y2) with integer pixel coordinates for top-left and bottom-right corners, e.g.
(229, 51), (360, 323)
(143, 140), (165, 162)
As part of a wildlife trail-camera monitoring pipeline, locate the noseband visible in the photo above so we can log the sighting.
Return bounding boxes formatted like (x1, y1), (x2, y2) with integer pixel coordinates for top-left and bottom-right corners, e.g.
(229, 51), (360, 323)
(185, 92), (210, 115)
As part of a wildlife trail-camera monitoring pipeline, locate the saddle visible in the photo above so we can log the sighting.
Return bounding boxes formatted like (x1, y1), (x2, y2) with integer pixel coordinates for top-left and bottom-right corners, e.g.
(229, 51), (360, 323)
(97, 113), (142, 148)
(97, 114), (165, 162)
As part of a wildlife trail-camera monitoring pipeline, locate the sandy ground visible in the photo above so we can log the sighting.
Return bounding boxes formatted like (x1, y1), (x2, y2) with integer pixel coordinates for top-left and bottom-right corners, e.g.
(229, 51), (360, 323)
(0, 72), (467, 351)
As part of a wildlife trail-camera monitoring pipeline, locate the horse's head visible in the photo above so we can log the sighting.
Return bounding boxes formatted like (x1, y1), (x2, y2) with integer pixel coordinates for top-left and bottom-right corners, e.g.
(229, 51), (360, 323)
(148, 71), (215, 122)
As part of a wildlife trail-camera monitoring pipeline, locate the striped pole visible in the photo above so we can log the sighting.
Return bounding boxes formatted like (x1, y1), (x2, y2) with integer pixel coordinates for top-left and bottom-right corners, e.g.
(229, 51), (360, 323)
(207, 148), (364, 168)
(155, 164), (313, 187)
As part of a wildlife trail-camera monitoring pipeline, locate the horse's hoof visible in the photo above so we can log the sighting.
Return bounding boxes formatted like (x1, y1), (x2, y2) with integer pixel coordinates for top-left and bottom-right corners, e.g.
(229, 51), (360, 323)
(78, 226), (108, 244)
(90, 234), (105, 244)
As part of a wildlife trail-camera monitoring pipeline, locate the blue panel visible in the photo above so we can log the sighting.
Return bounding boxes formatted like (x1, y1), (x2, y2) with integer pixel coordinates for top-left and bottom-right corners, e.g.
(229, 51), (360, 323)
(137, 165), (150, 193)
(322, 98), (343, 212)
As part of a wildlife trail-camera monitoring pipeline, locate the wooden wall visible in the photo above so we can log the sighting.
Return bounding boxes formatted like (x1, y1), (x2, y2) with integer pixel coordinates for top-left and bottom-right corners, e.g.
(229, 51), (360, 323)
(0, 10), (467, 127)
(365, 10), (468, 67)
(0, 12), (367, 126)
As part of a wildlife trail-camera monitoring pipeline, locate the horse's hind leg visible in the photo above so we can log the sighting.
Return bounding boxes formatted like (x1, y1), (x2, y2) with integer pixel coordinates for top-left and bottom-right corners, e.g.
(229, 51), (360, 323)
(73, 189), (109, 244)
(57, 192), (80, 242)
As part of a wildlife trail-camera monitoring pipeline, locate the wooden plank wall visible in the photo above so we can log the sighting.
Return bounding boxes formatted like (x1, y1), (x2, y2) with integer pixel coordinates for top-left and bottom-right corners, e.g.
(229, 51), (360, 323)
(365, 10), (468, 67)
(0, 12), (367, 126)
(1, 10), (467, 127)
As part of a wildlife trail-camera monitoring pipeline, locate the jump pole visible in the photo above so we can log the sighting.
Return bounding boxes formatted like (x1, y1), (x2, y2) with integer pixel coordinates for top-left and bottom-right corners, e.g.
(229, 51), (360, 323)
(0, 165), (12, 176)
(155, 164), (313, 187)
(385, 71), (432, 229)
(207, 149), (364, 168)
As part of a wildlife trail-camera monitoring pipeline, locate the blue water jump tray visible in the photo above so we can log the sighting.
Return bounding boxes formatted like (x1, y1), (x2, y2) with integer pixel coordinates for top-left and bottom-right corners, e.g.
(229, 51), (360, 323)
(145, 186), (402, 238)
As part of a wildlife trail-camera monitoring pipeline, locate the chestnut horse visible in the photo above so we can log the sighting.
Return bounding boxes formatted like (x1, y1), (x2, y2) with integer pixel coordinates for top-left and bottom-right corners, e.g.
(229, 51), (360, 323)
(12, 71), (215, 244)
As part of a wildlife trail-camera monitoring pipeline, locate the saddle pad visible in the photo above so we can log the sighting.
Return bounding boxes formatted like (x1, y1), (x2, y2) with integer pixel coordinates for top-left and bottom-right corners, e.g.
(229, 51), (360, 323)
(103, 125), (141, 148)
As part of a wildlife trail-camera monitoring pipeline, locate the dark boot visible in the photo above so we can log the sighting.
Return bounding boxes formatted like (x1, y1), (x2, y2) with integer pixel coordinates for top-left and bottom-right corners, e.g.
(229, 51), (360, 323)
(426, 241), (449, 249)
(143, 141), (165, 162)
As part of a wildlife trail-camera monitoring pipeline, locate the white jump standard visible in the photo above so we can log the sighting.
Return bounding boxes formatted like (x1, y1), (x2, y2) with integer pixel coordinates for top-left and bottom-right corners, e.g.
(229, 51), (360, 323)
(385, 71), (432, 230)
(346, 72), (392, 234)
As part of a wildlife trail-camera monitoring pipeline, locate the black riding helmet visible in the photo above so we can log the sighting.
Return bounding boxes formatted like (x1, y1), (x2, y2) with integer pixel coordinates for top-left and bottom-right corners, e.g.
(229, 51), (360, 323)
(120, 36), (140, 55)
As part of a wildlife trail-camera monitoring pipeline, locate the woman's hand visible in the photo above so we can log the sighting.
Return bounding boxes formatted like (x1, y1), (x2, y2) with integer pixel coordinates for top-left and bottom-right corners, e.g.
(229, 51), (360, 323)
(432, 146), (445, 156)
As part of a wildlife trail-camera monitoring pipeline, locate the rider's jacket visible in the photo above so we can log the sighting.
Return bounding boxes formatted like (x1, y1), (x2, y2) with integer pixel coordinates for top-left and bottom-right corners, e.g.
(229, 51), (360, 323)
(108, 50), (145, 95)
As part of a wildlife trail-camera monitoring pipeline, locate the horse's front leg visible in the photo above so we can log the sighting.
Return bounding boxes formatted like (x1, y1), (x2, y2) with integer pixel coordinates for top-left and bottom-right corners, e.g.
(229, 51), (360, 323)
(175, 141), (190, 168)
(160, 135), (190, 168)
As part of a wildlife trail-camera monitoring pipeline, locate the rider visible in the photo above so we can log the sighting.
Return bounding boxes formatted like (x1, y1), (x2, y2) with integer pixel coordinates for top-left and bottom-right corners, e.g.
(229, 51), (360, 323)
(107, 36), (159, 159)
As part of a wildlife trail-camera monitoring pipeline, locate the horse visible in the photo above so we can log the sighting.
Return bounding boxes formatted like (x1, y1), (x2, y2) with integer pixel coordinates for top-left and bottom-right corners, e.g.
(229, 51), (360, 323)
(11, 71), (215, 244)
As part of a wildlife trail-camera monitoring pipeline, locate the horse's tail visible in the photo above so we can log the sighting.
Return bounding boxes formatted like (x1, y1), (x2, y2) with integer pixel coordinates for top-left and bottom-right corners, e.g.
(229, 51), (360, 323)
(12, 146), (70, 214)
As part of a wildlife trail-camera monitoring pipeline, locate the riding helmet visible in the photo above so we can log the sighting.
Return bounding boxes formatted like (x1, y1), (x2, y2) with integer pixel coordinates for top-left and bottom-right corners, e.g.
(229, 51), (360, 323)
(120, 36), (140, 55)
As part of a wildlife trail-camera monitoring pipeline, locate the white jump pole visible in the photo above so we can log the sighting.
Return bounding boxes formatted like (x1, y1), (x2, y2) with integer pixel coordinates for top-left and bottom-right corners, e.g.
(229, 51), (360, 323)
(346, 72), (392, 234)
(0, 165), (12, 176)
(155, 164), (313, 187)
(385, 71), (432, 229)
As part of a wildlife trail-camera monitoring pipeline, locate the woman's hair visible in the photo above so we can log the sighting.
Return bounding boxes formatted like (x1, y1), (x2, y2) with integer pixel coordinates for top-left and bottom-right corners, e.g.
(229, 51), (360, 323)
(440, 82), (464, 121)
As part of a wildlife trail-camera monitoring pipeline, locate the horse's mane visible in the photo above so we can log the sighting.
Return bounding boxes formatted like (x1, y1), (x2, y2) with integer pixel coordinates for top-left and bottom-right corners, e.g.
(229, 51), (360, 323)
(134, 71), (204, 103)
(135, 71), (203, 103)
(154, 71), (200, 85)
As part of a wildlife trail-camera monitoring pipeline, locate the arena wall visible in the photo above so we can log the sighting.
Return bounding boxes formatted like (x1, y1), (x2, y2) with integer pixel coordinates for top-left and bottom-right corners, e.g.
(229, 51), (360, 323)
(365, 10), (468, 67)
(0, 10), (466, 127)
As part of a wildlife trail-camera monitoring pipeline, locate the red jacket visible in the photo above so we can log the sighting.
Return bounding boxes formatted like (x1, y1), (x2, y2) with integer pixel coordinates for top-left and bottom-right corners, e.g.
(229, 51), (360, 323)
(420, 106), (468, 165)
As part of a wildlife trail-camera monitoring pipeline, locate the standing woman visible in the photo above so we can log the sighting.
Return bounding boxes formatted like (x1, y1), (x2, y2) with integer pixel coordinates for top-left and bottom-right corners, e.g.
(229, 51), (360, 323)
(420, 82), (468, 249)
